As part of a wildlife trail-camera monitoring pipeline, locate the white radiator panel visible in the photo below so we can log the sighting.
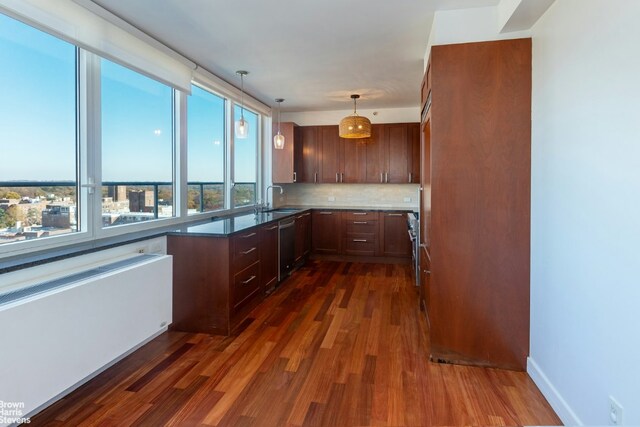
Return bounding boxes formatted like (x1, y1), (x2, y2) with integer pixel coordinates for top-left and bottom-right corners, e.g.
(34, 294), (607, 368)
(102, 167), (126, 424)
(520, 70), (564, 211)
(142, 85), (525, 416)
(0, 254), (172, 422)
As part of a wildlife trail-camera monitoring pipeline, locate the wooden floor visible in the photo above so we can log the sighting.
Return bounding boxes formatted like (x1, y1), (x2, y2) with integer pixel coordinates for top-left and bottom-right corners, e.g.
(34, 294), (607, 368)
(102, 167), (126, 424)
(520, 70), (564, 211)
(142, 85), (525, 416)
(30, 260), (561, 427)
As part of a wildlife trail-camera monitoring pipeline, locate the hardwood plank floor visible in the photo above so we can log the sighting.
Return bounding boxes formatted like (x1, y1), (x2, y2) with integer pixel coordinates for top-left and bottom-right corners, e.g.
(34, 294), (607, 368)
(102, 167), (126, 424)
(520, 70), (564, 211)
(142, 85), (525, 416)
(29, 260), (561, 426)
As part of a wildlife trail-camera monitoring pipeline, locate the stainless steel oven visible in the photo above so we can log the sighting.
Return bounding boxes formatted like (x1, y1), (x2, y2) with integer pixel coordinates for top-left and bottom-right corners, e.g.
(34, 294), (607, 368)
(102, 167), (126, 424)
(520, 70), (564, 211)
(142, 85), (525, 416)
(407, 212), (420, 286)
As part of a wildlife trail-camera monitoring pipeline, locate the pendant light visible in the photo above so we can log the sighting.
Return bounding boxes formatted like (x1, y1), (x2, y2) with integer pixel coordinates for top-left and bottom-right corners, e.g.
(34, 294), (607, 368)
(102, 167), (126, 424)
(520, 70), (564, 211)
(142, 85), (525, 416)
(339, 94), (371, 139)
(273, 98), (285, 150)
(235, 70), (249, 139)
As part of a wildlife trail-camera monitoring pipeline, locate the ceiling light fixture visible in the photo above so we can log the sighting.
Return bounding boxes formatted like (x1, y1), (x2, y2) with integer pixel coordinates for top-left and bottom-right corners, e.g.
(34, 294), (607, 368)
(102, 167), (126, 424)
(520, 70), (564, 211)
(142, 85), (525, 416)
(273, 98), (285, 150)
(235, 70), (249, 139)
(339, 94), (371, 139)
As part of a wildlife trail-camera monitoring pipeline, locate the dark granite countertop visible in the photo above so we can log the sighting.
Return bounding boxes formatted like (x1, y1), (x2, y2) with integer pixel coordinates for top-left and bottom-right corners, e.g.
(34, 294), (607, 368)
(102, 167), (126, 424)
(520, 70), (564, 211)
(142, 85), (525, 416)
(169, 205), (416, 237)
(169, 209), (310, 237)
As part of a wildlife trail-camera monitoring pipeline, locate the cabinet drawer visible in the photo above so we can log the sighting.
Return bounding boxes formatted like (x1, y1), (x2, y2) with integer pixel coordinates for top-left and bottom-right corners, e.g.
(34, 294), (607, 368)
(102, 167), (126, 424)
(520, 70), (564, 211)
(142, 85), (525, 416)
(232, 230), (260, 271)
(344, 233), (377, 256)
(233, 261), (261, 310)
(345, 220), (378, 234)
(342, 211), (379, 221)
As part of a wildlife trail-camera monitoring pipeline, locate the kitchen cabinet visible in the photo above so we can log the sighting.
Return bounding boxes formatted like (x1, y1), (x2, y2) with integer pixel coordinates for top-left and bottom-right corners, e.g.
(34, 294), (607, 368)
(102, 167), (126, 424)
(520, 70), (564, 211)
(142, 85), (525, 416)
(296, 123), (418, 184)
(272, 122), (298, 184)
(409, 123), (420, 184)
(380, 212), (412, 257)
(260, 222), (279, 293)
(318, 125), (366, 183)
(342, 211), (379, 256)
(311, 210), (341, 254)
(365, 123), (420, 183)
(294, 126), (320, 183)
(294, 211), (312, 263)
(310, 209), (412, 261)
(168, 229), (263, 335)
(422, 38), (531, 370)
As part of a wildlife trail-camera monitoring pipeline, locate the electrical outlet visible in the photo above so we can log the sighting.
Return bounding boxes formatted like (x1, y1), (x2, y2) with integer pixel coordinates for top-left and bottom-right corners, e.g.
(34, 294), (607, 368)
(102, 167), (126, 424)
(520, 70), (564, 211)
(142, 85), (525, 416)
(403, 197), (411, 202)
(328, 196), (335, 202)
(609, 396), (624, 425)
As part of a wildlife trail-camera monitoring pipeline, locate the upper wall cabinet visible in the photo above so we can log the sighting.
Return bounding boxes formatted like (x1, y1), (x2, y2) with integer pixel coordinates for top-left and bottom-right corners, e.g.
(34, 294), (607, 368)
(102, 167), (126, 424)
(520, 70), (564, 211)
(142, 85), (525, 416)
(272, 122), (298, 184)
(294, 123), (419, 184)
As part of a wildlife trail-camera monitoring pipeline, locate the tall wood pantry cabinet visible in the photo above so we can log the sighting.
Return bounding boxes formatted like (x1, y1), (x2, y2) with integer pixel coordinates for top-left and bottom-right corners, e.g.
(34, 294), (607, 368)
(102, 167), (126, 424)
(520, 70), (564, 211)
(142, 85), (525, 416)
(421, 38), (532, 370)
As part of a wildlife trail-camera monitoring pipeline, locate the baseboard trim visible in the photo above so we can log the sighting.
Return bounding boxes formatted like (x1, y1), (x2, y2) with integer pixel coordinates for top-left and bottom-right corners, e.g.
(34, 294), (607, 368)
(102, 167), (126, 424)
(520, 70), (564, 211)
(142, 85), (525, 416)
(527, 356), (583, 426)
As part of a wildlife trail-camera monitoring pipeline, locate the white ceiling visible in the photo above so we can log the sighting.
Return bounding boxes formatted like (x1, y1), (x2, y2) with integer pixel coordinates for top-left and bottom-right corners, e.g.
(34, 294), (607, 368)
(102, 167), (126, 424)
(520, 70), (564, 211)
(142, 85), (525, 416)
(92, 0), (499, 112)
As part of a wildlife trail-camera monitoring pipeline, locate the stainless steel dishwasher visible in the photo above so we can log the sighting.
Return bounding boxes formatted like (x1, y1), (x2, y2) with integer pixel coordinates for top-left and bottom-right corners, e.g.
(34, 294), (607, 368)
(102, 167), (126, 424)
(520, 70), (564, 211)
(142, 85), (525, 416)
(278, 217), (296, 281)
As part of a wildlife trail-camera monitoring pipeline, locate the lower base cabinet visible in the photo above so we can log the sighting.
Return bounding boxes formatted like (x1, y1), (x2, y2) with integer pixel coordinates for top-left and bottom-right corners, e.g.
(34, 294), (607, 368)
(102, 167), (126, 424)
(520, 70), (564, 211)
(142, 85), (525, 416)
(168, 229), (263, 336)
(313, 209), (412, 260)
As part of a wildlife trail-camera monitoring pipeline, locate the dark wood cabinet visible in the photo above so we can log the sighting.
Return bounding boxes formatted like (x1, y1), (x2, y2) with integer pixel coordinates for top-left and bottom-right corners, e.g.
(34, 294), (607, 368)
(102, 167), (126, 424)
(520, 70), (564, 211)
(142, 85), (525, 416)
(311, 210), (341, 254)
(168, 229), (263, 336)
(318, 126), (341, 183)
(384, 124), (410, 183)
(296, 123), (419, 184)
(409, 123), (420, 184)
(365, 123), (419, 184)
(380, 212), (412, 257)
(294, 211), (312, 263)
(422, 38), (531, 370)
(259, 222), (279, 293)
(342, 211), (379, 256)
(272, 122), (298, 184)
(294, 126), (320, 183)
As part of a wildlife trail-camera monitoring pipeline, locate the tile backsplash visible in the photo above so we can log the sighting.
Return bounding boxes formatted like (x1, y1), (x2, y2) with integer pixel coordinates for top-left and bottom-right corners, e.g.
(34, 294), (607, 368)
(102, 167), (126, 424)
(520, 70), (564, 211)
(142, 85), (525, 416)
(276, 184), (420, 209)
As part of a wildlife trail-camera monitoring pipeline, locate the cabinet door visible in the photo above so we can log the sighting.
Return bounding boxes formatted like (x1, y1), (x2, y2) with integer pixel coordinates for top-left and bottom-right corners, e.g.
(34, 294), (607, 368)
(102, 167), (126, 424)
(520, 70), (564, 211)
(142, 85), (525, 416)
(365, 124), (385, 183)
(272, 122), (296, 183)
(409, 123), (421, 183)
(341, 137), (366, 183)
(380, 212), (412, 257)
(318, 125), (341, 183)
(259, 223), (279, 292)
(312, 210), (341, 254)
(385, 124), (410, 183)
(295, 211), (312, 262)
(295, 126), (319, 183)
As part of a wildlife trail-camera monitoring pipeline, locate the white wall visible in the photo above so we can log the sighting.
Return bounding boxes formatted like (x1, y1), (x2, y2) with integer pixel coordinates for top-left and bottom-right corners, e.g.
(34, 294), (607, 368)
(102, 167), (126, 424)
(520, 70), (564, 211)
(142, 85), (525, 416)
(529, 1), (640, 425)
(282, 106), (419, 126)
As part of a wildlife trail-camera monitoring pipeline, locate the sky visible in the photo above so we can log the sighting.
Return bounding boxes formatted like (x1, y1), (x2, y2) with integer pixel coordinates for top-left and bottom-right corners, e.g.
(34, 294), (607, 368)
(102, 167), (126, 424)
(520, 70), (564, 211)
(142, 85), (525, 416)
(0, 12), (258, 185)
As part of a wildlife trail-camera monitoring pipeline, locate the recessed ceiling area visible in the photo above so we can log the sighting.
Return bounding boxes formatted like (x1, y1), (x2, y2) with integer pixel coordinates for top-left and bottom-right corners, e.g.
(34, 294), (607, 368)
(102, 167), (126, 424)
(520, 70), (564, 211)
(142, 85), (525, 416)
(91, 0), (500, 111)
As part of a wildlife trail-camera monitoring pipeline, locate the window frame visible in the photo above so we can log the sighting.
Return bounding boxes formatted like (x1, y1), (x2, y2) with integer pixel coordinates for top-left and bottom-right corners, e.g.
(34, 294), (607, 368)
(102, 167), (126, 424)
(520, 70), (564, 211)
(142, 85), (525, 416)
(0, 12), (268, 261)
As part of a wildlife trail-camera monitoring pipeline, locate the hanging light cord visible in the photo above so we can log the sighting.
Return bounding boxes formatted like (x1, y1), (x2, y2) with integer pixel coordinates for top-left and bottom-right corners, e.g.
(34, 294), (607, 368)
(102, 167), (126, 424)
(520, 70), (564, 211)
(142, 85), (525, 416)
(278, 102), (282, 133)
(240, 73), (245, 121)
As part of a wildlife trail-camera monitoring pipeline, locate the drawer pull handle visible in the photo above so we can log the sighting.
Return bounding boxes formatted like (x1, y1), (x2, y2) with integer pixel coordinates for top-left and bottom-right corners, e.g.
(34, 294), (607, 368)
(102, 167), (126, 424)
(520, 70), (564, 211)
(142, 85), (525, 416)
(353, 221), (368, 224)
(240, 232), (256, 238)
(265, 225), (278, 230)
(353, 239), (367, 242)
(352, 212), (367, 216)
(319, 212), (333, 215)
(387, 213), (403, 217)
(241, 275), (256, 285)
(241, 247), (257, 255)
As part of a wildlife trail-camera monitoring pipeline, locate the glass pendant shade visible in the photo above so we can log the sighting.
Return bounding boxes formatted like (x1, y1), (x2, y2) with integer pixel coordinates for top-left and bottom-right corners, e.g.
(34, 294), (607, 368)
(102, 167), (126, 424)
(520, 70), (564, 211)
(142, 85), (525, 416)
(339, 94), (371, 138)
(235, 70), (249, 139)
(235, 116), (249, 139)
(274, 132), (285, 149)
(273, 98), (285, 149)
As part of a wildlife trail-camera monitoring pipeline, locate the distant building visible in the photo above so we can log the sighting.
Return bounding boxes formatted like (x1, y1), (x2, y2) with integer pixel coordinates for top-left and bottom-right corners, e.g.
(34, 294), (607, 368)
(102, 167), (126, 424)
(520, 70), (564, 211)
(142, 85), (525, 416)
(129, 190), (154, 213)
(42, 204), (76, 229)
(107, 185), (127, 202)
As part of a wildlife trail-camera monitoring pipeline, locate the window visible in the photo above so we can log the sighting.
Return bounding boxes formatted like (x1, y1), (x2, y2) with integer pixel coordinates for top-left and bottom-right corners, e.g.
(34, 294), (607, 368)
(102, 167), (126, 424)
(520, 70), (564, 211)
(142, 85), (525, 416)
(0, 13), (78, 246)
(233, 104), (258, 207)
(100, 59), (174, 227)
(187, 85), (225, 213)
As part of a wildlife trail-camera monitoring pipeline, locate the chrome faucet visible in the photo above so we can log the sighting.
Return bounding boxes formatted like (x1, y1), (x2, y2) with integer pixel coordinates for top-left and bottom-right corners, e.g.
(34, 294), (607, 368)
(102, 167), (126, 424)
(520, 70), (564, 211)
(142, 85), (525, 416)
(264, 185), (284, 210)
